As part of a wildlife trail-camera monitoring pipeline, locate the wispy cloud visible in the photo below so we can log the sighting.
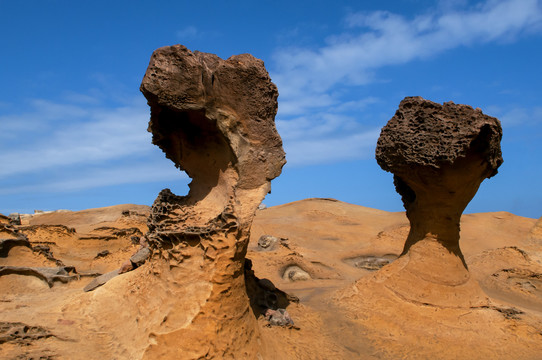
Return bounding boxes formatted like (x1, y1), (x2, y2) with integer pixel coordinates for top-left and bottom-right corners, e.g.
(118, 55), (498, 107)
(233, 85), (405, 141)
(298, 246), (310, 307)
(176, 26), (199, 39)
(0, 91), (187, 196)
(274, 0), (541, 98)
(0, 97), (152, 178)
(486, 104), (542, 127)
(2, 0), (540, 200)
(175, 25), (203, 41)
(272, 0), (542, 166)
(276, 111), (381, 166)
(283, 128), (381, 166)
(0, 162), (185, 195)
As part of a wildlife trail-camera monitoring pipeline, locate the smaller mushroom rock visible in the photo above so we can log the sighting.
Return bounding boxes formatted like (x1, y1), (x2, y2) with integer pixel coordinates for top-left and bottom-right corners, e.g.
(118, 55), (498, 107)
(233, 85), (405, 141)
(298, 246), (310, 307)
(374, 96), (503, 307)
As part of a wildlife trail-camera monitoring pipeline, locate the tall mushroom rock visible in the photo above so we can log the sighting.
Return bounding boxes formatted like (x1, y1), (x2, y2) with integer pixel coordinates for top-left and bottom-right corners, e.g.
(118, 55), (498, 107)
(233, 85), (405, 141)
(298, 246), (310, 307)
(140, 45), (285, 358)
(375, 96), (503, 307)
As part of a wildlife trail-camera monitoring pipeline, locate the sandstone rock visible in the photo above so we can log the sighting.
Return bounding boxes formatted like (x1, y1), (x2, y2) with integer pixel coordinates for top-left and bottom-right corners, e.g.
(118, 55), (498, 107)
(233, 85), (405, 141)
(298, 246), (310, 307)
(374, 96), (503, 307)
(529, 217), (542, 239)
(118, 260), (133, 274)
(0, 321), (55, 345)
(258, 278), (277, 291)
(0, 237), (31, 257)
(0, 214), (10, 225)
(347, 255), (396, 270)
(83, 269), (120, 292)
(129, 247), (150, 267)
(244, 259), (297, 317)
(282, 265), (311, 281)
(139, 45), (285, 358)
(32, 245), (64, 266)
(257, 235), (279, 251)
(0, 266), (78, 287)
(94, 250), (110, 259)
(7, 213), (21, 225)
(0, 223), (22, 240)
(265, 308), (294, 327)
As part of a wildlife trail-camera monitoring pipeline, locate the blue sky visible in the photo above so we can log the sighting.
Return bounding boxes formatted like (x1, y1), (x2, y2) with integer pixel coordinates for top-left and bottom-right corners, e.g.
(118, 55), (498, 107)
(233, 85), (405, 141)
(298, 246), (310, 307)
(0, 0), (541, 219)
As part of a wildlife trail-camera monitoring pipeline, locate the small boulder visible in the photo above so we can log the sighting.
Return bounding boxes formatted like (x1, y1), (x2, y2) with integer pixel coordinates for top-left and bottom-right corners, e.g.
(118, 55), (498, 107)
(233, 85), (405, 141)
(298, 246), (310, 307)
(83, 270), (120, 292)
(130, 247), (151, 267)
(265, 308), (294, 326)
(282, 265), (311, 281)
(94, 250), (110, 259)
(119, 260), (134, 274)
(257, 235), (278, 251)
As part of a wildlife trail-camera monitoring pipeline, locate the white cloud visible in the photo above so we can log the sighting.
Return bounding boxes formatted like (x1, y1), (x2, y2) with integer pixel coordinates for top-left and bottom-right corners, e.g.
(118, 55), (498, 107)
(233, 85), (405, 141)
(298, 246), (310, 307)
(0, 91), (192, 197)
(0, 98), (153, 178)
(277, 110), (381, 166)
(278, 93), (337, 116)
(277, 112), (363, 140)
(176, 26), (199, 39)
(271, 0), (542, 167)
(3, 0), (540, 195)
(489, 105), (542, 127)
(0, 162), (186, 195)
(284, 128), (381, 166)
(273, 0), (542, 98)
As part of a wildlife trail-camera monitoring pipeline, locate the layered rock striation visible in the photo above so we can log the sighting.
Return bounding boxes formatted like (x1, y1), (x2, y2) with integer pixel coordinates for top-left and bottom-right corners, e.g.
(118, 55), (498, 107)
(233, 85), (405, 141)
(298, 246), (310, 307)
(139, 45), (285, 358)
(373, 96), (503, 306)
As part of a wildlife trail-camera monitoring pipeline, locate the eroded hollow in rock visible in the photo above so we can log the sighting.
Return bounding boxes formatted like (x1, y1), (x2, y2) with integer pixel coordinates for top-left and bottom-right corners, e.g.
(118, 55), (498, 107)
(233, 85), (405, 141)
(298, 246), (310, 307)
(149, 107), (235, 208)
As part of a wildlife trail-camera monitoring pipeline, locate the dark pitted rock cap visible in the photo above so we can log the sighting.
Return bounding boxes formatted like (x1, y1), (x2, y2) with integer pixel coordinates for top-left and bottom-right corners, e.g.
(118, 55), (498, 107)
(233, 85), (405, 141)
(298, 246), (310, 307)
(376, 96), (503, 178)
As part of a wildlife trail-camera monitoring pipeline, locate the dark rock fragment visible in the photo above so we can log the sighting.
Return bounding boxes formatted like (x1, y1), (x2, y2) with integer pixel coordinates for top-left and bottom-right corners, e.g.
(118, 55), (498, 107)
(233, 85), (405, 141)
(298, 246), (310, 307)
(130, 247), (151, 267)
(265, 308), (294, 327)
(0, 266), (78, 287)
(94, 250), (110, 259)
(257, 235), (279, 251)
(83, 270), (120, 292)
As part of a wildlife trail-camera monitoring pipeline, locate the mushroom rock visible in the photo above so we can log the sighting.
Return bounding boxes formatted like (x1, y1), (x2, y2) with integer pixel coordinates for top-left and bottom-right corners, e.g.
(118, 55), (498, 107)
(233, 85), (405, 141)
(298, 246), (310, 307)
(372, 96), (503, 307)
(139, 45), (285, 358)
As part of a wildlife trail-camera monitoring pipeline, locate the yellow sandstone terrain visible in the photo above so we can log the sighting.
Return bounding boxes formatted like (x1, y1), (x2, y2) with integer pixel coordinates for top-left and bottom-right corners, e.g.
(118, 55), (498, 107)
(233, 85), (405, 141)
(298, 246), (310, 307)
(1, 199), (540, 359)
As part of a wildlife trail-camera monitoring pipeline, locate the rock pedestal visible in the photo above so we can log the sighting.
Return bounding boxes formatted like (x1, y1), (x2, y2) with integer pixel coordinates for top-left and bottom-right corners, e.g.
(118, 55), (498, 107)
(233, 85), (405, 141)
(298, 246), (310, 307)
(374, 96), (503, 307)
(139, 45), (285, 358)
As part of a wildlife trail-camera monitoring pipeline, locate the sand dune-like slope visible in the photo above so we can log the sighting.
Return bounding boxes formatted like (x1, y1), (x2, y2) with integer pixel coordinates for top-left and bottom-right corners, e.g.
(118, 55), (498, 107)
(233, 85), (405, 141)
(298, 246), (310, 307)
(1, 199), (541, 359)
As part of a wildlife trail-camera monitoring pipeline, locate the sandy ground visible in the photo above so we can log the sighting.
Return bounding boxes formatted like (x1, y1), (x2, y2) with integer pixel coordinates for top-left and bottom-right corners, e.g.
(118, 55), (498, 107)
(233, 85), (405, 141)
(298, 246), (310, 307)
(1, 199), (541, 359)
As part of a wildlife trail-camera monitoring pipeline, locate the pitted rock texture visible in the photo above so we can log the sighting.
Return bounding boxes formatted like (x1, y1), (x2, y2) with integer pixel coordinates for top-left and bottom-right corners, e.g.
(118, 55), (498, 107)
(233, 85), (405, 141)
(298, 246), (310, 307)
(138, 45), (286, 359)
(376, 96), (503, 175)
(373, 96), (503, 307)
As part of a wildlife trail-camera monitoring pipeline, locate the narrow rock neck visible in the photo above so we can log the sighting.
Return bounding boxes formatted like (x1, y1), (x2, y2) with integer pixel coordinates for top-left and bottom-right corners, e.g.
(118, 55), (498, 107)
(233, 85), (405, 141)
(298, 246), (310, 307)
(403, 198), (462, 252)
